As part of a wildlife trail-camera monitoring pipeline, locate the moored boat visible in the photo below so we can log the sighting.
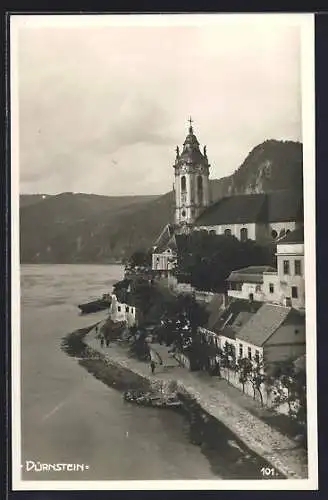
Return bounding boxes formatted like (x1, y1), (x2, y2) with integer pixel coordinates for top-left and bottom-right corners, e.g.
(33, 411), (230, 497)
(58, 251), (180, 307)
(78, 293), (111, 314)
(123, 390), (181, 409)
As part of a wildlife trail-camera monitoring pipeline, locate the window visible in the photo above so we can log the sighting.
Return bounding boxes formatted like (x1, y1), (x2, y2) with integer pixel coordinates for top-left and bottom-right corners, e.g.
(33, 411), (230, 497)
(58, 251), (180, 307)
(126, 306), (129, 312)
(117, 306), (121, 312)
(269, 283), (274, 294)
(224, 228), (232, 236)
(271, 229), (278, 239)
(239, 344), (243, 358)
(249, 293), (254, 302)
(295, 260), (302, 276)
(181, 175), (186, 191)
(255, 285), (261, 292)
(240, 227), (248, 242)
(283, 260), (290, 275)
(181, 209), (186, 217)
(209, 230), (216, 235)
(255, 350), (260, 363)
(197, 176), (203, 203)
(248, 347), (252, 360)
(292, 286), (298, 298)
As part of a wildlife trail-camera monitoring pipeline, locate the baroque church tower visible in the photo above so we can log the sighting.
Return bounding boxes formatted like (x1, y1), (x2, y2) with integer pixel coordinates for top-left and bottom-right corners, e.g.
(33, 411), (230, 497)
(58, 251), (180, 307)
(173, 118), (211, 229)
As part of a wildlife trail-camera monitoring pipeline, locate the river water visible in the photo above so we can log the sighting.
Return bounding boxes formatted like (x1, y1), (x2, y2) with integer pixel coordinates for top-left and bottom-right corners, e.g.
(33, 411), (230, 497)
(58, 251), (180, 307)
(20, 264), (220, 481)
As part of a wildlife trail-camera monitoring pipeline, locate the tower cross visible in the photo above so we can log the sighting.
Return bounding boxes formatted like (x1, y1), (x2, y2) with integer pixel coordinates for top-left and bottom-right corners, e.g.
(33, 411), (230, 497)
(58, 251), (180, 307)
(188, 116), (193, 127)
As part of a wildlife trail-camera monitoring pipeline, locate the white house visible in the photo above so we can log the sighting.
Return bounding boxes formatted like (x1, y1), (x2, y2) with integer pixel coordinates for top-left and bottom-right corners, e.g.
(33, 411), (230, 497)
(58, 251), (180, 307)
(262, 227), (305, 309)
(151, 224), (177, 276)
(226, 266), (276, 303)
(235, 302), (306, 366)
(109, 293), (139, 327)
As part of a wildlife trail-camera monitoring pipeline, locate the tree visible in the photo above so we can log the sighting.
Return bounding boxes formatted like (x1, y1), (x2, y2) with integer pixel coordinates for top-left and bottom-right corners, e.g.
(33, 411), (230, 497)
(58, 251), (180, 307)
(220, 342), (236, 383)
(250, 358), (265, 406)
(268, 359), (307, 427)
(237, 357), (253, 393)
(176, 232), (274, 293)
(127, 249), (152, 268)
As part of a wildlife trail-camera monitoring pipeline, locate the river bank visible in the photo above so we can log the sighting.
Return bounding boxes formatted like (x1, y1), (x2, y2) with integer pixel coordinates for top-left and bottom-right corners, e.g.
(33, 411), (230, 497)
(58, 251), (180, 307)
(61, 323), (308, 480)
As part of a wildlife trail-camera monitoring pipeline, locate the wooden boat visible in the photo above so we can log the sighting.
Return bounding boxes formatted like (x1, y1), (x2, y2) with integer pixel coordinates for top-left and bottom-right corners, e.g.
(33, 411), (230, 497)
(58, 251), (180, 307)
(123, 390), (181, 409)
(78, 293), (111, 314)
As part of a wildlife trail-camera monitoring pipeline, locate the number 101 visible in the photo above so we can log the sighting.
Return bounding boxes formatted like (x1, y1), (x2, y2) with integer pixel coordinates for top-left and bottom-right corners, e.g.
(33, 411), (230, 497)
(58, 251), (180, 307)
(261, 467), (275, 476)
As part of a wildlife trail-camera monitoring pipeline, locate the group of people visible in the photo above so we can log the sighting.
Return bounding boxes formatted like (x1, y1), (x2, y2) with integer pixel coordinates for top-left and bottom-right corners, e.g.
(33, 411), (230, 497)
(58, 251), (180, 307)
(95, 324), (110, 348)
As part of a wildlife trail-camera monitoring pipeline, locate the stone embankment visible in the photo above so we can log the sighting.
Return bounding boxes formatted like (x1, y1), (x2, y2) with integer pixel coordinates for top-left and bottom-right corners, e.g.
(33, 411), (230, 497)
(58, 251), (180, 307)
(61, 323), (308, 481)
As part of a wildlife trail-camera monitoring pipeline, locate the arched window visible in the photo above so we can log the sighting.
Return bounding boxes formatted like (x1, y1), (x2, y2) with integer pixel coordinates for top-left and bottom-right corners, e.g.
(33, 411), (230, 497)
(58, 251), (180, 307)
(197, 175), (203, 204)
(240, 227), (248, 242)
(181, 175), (186, 192)
(181, 209), (186, 218)
(224, 228), (232, 236)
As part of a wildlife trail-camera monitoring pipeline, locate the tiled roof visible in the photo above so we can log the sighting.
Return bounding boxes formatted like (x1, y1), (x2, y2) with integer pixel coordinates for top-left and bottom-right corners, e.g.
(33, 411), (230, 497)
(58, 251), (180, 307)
(194, 190), (303, 227)
(195, 193), (267, 226)
(227, 266), (277, 284)
(212, 299), (262, 333)
(220, 326), (236, 340)
(236, 303), (291, 347)
(153, 223), (177, 253)
(278, 226), (304, 244)
(231, 312), (253, 332)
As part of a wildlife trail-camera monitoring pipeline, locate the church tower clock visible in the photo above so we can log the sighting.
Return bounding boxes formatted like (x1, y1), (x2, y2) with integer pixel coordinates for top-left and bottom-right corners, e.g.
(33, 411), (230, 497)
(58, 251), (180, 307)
(173, 118), (211, 230)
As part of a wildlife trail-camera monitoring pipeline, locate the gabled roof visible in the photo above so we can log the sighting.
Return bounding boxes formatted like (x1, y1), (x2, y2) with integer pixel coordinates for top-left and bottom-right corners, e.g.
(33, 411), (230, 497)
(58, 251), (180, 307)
(227, 266), (277, 284)
(211, 299), (262, 334)
(220, 325), (236, 340)
(153, 223), (177, 253)
(278, 226), (304, 244)
(236, 303), (291, 347)
(194, 190), (303, 227)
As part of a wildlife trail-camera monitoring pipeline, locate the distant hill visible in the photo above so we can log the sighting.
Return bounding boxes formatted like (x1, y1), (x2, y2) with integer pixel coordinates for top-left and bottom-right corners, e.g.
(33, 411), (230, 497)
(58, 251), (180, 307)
(20, 139), (303, 264)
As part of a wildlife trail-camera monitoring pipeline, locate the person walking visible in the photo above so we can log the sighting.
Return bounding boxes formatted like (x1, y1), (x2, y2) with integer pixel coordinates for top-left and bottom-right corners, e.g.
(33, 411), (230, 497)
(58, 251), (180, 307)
(100, 335), (105, 348)
(149, 348), (163, 374)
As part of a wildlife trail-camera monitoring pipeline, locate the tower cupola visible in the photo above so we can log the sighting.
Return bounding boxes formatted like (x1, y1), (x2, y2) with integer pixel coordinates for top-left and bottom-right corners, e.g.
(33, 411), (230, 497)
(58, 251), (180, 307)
(173, 118), (211, 228)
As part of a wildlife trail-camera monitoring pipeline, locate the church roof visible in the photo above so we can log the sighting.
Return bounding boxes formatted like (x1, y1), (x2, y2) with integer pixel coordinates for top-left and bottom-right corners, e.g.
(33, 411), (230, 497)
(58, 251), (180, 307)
(177, 124), (208, 165)
(195, 190), (303, 226)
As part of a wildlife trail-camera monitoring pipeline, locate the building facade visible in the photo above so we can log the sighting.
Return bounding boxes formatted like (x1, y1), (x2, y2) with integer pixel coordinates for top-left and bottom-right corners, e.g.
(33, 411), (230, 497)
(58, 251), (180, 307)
(262, 227), (305, 309)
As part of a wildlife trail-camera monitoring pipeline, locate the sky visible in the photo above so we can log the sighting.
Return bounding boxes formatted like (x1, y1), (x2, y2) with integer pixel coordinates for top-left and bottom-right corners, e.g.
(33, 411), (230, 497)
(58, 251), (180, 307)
(14, 15), (303, 196)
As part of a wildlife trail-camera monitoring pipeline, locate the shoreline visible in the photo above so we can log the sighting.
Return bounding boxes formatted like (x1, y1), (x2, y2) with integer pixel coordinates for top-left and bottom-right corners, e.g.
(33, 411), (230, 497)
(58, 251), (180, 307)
(61, 325), (306, 480)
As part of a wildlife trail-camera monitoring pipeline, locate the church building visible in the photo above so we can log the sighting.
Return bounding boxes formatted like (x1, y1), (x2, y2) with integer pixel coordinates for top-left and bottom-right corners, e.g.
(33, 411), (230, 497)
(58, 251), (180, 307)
(151, 119), (303, 274)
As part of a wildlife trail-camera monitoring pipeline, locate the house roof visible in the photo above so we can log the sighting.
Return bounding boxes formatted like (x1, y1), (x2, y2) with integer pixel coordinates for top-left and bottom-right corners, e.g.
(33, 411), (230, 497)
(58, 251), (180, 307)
(194, 190), (303, 227)
(153, 223), (177, 253)
(227, 266), (277, 284)
(278, 226), (304, 244)
(220, 325), (236, 340)
(231, 311), (253, 332)
(211, 299), (262, 334)
(236, 303), (291, 347)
